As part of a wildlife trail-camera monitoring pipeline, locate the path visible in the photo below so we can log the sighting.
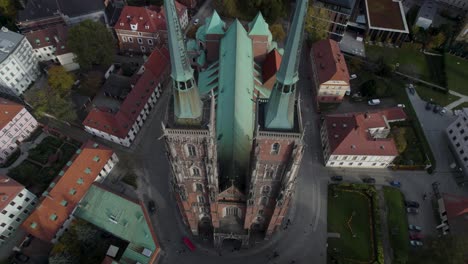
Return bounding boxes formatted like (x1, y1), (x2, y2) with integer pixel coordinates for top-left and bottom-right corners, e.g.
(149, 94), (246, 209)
(0, 133), (47, 175)
(376, 186), (392, 264)
(445, 90), (468, 110)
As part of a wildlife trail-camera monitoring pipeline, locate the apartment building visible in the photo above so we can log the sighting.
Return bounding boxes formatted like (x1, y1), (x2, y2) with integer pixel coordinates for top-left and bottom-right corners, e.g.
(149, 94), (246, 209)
(0, 27), (40, 96)
(24, 23), (79, 71)
(114, 2), (188, 54)
(0, 99), (39, 164)
(446, 108), (468, 183)
(320, 108), (407, 168)
(21, 141), (118, 243)
(311, 39), (350, 103)
(0, 175), (37, 245)
(83, 48), (170, 147)
(365, 0), (409, 45)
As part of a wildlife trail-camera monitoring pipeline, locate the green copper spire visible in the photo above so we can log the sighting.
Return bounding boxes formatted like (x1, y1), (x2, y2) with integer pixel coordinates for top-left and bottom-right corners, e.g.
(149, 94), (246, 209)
(265, 0), (308, 130)
(164, 0), (202, 123)
(205, 10), (225, 35)
(248, 12), (272, 42)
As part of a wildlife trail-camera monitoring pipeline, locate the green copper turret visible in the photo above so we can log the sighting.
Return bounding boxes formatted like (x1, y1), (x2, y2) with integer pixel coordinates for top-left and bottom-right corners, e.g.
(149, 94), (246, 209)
(164, 0), (202, 124)
(264, 0), (308, 130)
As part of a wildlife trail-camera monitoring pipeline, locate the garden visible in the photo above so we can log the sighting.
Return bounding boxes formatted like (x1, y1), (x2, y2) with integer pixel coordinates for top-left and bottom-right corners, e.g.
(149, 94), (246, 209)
(327, 184), (384, 264)
(390, 121), (429, 168)
(7, 135), (80, 195)
(383, 187), (409, 264)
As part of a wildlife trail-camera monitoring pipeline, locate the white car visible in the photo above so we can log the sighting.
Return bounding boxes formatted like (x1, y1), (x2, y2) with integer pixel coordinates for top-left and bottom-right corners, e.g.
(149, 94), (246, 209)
(350, 74), (357, 80)
(368, 99), (381, 106)
(410, 240), (423, 246)
(397, 104), (406, 108)
(193, 18), (200, 25)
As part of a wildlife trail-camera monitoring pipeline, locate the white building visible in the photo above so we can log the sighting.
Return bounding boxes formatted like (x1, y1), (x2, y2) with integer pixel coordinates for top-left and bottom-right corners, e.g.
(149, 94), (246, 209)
(320, 108), (407, 168)
(446, 108), (468, 183)
(25, 23), (79, 71)
(83, 48), (170, 147)
(0, 175), (37, 245)
(415, 0), (438, 29)
(0, 98), (39, 164)
(0, 27), (40, 96)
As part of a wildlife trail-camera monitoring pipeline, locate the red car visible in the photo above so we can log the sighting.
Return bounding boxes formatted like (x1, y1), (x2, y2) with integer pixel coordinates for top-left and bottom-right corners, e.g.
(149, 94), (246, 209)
(410, 232), (423, 240)
(183, 237), (196, 251)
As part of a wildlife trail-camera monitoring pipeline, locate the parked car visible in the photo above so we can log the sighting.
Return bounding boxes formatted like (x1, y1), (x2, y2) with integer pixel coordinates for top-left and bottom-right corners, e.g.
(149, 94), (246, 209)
(440, 107), (447, 115)
(410, 232), (424, 240)
(433, 105), (441, 113)
(183, 236), (196, 251)
(405, 201), (420, 208)
(14, 253), (29, 263)
(148, 200), (156, 214)
(410, 240), (423, 246)
(350, 74), (357, 80)
(368, 99), (381, 106)
(193, 18), (200, 25)
(408, 84), (416, 95)
(331, 175), (343, 181)
(409, 224), (422, 232)
(407, 207), (419, 214)
(390, 180), (401, 188)
(425, 101), (434, 110)
(362, 177), (376, 184)
(397, 104), (406, 108)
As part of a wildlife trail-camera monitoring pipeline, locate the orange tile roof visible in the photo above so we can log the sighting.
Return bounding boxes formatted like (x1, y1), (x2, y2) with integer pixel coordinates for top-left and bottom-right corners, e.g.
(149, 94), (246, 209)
(0, 175), (25, 211)
(0, 98), (24, 129)
(21, 140), (115, 242)
(312, 39), (350, 85)
(325, 108), (406, 156)
(262, 49), (282, 85)
(83, 47), (170, 139)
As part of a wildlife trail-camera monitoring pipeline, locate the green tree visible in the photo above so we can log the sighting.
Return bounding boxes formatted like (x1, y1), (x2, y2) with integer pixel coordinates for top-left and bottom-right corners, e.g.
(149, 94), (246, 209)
(213, 0), (239, 18)
(47, 66), (75, 95)
(81, 71), (104, 97)
(68, 20), (115, 70)
(26, 86), (77, 123)
(269, 23), (286, 42)
(305, 6), (330, 43)
(360, 79), (377, 97)
(392, 127), (408, 153)
(0, 0), (17, 18)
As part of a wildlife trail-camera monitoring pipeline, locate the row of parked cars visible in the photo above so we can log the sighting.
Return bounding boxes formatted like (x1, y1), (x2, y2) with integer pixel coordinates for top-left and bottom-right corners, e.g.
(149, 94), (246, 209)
(426, 99), (447, 115)
(406, 200), (424, 247)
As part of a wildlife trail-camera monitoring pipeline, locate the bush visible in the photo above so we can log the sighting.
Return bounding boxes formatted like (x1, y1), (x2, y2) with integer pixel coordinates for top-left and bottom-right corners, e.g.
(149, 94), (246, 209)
(122, 174), (138, 189)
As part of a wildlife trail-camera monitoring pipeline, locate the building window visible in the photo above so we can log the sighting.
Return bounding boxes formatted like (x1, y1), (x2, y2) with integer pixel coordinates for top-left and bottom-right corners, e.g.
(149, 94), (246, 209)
(148, 39), (153, 45)
(10, 202), (15, 206)
(137, 38), (143, 44)
(197, 196), (205, 203)
(226, 207), (239, 217)
(271, 143), (280, 155)
(265, 169), (274, 178)
(457, 123), (461, 127)
(128, 37), (133, 43)
(187, 144), (196, 157)
(141, 46), (146, 52)
(1, 210), (6, 214)
(461, 129), (465, 134)
(25, 197), (30, 202)
(261, 185), (271, 196)
(195, 183), (203, 192)
(0, 223), (5, 227)
(122, 36), (127, 42)
(449, 129), (453, 134)
(192, 167), (200, 176)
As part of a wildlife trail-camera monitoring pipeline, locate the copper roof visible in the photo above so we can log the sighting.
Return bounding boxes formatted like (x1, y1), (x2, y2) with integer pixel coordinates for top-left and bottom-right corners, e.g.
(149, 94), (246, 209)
(0, 175), (25, 211)
(83, 48), (170, 138)
(312, 39), (350, 84)
(0, 98), (24, 129)
(324, 108), (406, 156)
(21, 140), (115, 242)
(365, 0), (409, 32)
(24, 23), (71, 55)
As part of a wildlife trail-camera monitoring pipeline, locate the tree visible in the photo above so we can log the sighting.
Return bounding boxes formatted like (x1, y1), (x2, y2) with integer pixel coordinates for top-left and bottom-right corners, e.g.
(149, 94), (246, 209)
(392, 127), (407, 153)
(214, 0), (239, 18)
(427, 32), (446, 50)
(0, 0), (17, 18)
(47, 66), (75, 95)
(49, 252), (79, 264)
(269, 23), (286, 42)
(81, 71), (104, 97)
(26, 86), (77, 123)
(360, 80), (377, 97)
(68, 20), (115, 70)
(305, 6), (330, 43)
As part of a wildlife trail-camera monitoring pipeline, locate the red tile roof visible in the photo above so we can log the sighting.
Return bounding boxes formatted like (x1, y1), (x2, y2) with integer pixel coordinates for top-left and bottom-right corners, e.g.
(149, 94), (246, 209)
(24, 23), (71, 55)
(312, 39), (350, 85)
(0, 98), (24, 129)
(114, 2), (186, 33)
(365, 0), (408, 32)
(21, 141), (115, 242)
(443, 193), (468, 220)
(325, 108), (407, 156)
(262, 49), (282, 85)
(0, 175), (25, 211)
(83, 47), (170, 139)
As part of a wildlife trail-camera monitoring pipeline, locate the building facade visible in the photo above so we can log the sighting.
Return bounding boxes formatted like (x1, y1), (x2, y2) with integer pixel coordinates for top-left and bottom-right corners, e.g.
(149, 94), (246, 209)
(320, 108), (407, 168)
(21, 141), (118, 243)
(446, 108), (468, 184)
(162, 0), (306, 248)
(0, 27), (40, 96)
(83, 48), (170, 147)
(0, 175), (37, 245)
(310, 39), (350, 103)
(24, 23), (79, 71)
(0, 99), (39, 164)
(114, 3), (188, 54)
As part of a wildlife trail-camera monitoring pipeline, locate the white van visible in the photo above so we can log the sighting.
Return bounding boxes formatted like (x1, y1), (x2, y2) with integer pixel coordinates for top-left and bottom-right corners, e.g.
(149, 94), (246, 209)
(368, 99), (381, 105)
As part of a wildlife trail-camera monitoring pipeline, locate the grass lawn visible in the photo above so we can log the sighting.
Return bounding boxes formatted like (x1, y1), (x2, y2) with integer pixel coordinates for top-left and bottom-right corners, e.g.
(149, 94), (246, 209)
(328, 186), (374, 262)
(383, 187), (409, 264)
(453, 101), (468, 110)
(414, 85), (459, 107)
(445, 55), (468, 96)
(366, 46), (431, 80)
(425, 55), (446, 87)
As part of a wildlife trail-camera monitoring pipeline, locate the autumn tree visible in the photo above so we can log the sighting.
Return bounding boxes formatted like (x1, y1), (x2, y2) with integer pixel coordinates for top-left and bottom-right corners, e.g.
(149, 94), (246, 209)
(25, 85), (77, 123)
(427, 32), (446, 50)
(68, 20), (115, 70)
(270, 23), (286, 42)
(305, 6), (330, 43)
(47, 66), (75, 94)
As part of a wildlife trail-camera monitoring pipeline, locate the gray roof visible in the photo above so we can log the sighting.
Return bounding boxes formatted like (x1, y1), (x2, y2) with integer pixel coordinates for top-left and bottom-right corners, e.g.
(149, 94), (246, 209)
(417, 0), (437, 20)
(18, 0), (105, 22)
(0, 27), (24, 63)
(101, 74), (132, 99)
(318, 0), (356, 9)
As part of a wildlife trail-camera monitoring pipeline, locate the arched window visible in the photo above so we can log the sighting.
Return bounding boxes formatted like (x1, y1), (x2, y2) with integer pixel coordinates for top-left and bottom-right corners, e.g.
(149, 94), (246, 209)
(186, 144), (197, 157)
(197, 195), (205, 204)
(259, 196), (268, 206)
(225, 206), (239, 217)
(194, 183), (203, 192)
(258, 209), (264, 216)
(271, 143), (280, 155)
(265, 169), (274, 178)
(192, 167), (200, 176)
(262, 186), (271, 196)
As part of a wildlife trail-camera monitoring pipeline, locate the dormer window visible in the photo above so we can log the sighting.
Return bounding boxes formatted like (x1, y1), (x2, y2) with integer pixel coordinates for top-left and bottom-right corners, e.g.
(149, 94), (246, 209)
(145, 25), (149, 29)
(130, 23), (138, 31)
(120, 22), (124, 26)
